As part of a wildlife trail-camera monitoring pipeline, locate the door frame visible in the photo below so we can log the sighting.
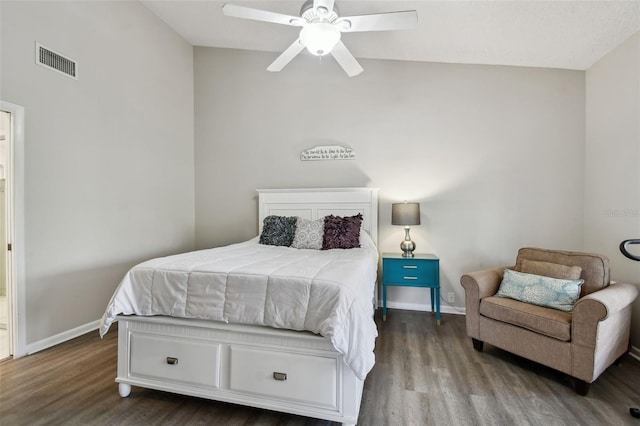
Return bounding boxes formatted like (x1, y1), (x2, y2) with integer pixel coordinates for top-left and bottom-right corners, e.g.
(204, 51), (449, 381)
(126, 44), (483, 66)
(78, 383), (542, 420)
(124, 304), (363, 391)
(0, 100), (26, 357)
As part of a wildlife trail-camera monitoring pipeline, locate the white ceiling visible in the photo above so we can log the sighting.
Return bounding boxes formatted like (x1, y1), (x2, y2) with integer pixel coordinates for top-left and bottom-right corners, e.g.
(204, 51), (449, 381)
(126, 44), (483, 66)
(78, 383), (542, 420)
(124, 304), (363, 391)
(141, 0), (640, 70)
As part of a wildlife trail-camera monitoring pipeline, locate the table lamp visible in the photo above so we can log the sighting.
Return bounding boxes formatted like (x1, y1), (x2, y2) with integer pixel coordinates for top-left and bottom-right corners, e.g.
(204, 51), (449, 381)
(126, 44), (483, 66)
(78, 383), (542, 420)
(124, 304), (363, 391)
(392, 201), (421, 257)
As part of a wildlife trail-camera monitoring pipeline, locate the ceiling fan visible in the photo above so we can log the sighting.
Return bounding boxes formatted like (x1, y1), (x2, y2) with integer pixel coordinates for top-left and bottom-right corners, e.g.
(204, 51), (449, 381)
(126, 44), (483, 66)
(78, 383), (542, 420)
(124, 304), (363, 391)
(222, 0), (418, 77)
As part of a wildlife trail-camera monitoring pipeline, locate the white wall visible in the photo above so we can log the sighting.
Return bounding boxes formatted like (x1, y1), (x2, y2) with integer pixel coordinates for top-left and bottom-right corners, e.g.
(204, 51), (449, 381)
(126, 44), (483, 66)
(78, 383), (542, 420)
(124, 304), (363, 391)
(194, 47), (586, 311)
(585, 32), (640, 347)
(1, 1), (195, 346)
(4, 1), (631, 349)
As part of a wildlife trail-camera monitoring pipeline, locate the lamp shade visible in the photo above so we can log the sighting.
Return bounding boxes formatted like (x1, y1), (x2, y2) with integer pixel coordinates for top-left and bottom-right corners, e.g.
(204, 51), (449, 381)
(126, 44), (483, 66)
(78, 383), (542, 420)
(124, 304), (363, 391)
(300, 23), (341, 56)
(392, 202), (421, 226)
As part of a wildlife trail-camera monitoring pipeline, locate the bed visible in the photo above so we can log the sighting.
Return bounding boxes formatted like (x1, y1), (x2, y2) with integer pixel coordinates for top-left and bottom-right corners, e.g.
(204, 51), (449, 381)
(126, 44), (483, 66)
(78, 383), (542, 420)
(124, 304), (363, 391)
(99, 187), (379, 425)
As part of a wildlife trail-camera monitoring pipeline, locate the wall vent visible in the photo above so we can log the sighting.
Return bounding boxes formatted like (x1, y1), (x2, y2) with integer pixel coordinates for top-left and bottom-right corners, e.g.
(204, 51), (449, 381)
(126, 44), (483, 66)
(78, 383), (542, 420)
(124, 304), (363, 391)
(35, 42), (78, 80)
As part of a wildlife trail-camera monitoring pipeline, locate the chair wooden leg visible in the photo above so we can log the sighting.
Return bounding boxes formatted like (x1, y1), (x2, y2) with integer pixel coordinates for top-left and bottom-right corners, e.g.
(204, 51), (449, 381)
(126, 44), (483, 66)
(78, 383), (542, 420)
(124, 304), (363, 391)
(574, 378), (590, 396)
(472, 338), (484, 352)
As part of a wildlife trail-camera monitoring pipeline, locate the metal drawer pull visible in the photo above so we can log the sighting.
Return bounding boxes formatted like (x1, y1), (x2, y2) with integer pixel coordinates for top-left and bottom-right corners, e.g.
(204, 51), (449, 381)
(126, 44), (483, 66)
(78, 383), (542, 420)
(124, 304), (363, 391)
(273, 372), (287, 381)
(403, 265), (418, 269)
(403, 276), (418, 280)
(166, 357), (179, 365)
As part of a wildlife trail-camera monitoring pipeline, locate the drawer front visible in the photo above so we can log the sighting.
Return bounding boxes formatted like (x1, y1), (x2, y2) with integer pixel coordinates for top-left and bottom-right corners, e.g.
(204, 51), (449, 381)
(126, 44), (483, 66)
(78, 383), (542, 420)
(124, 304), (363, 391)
(229, 346), (338, 410)
(130, 333), (221, 388)
(383, 258), (438, 286)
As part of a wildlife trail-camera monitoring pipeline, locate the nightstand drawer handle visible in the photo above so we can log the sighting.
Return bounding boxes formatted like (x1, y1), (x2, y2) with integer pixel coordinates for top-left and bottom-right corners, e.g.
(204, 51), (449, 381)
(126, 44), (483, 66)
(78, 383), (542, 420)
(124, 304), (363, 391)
(166, 357), (179, 365)
(273, 372), (287, 381)
(403, 265), (418, 269)
(403, 276), (418, 280)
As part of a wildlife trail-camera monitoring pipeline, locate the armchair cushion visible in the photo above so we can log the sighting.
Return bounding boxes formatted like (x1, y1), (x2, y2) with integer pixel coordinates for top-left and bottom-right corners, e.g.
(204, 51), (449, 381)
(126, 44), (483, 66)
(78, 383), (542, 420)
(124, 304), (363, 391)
(480, 296), (573, 341)
(519, 259), (582, 280)
(496, 269), (584, 312)
(515, 248), (609, 296)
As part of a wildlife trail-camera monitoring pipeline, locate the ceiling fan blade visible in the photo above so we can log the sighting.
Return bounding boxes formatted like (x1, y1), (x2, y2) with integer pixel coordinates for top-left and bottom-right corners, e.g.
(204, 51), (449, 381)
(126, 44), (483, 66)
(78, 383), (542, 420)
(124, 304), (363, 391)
(330, 41), (363, 77)
(222, 4), (302, 26)
(339, 10), (418, 32)
(267, 39), (306, 72)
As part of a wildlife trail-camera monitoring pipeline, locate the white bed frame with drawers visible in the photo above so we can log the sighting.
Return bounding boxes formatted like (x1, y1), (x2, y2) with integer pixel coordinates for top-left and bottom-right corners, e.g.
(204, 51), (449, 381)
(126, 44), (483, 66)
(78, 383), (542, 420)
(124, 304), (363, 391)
(115, 188), (379, 425)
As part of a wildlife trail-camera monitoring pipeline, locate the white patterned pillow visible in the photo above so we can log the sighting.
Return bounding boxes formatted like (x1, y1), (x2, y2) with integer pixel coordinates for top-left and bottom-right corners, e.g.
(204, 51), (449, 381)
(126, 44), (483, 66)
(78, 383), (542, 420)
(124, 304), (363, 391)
(291, 217), (324, 249)
(496, 269), (584, 312)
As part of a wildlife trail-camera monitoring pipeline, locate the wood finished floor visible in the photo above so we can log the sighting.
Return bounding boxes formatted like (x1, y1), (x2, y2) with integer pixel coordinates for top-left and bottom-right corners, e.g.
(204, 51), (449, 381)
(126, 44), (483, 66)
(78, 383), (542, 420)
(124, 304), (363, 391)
(1, 310), (639, 425)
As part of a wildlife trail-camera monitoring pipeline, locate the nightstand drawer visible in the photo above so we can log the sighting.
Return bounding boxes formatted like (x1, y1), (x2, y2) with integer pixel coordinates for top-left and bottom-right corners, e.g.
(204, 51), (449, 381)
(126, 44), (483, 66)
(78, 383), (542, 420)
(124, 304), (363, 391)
(383, 258), (438, 286)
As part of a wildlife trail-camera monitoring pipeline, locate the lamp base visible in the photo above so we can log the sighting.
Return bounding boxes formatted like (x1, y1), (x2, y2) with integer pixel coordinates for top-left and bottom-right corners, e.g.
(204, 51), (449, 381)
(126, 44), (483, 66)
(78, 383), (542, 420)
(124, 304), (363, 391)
(400, 245), (415, 257)
(400, 227), (416, 257)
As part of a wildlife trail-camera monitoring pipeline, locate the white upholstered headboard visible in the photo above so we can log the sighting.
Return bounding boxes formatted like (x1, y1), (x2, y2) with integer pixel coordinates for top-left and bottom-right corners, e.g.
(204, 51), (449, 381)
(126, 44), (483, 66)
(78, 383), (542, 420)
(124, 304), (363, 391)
(257, 187), (379, 244)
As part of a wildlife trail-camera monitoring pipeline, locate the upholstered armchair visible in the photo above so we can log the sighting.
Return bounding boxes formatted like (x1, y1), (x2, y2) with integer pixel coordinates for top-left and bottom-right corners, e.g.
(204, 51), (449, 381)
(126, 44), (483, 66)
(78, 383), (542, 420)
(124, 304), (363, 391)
(461, 247), (638, 395)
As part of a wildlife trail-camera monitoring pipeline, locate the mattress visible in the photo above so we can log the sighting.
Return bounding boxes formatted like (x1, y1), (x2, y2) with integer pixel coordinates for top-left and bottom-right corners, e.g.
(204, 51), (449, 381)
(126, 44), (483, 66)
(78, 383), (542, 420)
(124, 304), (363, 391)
(99, 232), (379, 380)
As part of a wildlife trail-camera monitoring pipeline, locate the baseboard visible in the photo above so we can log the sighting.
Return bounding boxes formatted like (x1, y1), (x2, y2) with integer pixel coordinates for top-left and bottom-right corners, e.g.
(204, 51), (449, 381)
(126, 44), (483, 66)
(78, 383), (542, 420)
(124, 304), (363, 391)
(630, 345), (640, 362)
(25, 319), (100, 356)
(379, 300), (466, 315)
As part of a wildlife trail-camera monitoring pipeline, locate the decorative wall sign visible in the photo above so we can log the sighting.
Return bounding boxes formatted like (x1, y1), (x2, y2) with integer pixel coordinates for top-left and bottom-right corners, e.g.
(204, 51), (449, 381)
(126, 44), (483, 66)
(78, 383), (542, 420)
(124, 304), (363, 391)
(300, 145), (355, 161)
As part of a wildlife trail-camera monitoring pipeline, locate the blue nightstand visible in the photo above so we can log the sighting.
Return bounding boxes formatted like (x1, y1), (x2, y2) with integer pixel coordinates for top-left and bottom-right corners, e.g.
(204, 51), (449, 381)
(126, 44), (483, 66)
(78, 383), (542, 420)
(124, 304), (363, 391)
(382, 253), (440, 324)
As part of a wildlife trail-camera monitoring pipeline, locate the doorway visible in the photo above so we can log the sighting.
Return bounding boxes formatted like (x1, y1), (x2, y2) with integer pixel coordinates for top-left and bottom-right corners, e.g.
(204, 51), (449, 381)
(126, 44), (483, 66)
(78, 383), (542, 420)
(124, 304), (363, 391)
(0, 110), (10, 360)
(0, 101), (24, 359)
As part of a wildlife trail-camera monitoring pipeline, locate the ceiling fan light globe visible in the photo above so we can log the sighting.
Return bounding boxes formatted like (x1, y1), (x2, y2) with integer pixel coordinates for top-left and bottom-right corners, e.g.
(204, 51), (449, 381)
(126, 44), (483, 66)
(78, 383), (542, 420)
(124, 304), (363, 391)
(300, 23), (341, 56)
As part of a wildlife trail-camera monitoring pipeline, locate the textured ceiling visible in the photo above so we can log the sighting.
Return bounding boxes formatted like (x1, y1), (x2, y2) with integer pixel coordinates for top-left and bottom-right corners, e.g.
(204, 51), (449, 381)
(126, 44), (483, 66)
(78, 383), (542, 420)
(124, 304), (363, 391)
(141, 0), (640, 70)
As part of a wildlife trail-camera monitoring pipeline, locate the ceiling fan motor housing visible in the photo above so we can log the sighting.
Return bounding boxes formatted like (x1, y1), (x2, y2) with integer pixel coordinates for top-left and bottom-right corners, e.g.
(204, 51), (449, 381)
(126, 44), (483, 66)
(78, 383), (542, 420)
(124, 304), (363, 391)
(300, 0), (339, 23)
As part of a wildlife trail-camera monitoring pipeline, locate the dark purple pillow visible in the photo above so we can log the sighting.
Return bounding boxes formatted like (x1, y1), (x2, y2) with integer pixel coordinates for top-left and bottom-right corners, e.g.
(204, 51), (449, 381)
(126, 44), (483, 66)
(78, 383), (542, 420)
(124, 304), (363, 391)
(322, 213), (363, 250)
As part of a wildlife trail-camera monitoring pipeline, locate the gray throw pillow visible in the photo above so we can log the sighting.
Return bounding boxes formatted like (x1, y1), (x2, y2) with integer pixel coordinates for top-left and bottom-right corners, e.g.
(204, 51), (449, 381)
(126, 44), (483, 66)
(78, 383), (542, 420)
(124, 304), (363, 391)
(291, 217), (324, 249)
(259, 215), (298, 246)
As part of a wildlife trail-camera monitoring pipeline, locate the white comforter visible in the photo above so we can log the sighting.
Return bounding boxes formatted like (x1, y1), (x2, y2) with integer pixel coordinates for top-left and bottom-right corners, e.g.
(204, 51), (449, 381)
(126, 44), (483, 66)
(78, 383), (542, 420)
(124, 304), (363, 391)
(99, 233), (379, 380)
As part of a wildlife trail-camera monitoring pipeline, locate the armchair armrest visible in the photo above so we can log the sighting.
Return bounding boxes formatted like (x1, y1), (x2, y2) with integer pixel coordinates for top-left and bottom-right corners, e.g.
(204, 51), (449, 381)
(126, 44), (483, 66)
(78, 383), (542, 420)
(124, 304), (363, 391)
(460, 266), (506, 339)
(461, 267), (506, 299)
(571, 283), (638, 382)
(572, 283), (639, 348)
